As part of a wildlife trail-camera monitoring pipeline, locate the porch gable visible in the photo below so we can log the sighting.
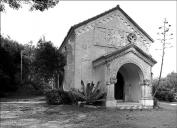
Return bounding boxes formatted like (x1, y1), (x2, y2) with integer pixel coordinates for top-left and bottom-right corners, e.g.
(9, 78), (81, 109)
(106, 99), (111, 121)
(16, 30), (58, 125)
(92, 44), (157, 67)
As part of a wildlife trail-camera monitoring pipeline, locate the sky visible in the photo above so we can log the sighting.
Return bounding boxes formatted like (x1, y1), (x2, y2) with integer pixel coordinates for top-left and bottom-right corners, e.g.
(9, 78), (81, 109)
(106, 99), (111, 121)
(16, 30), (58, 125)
(1, 1), (176, 78)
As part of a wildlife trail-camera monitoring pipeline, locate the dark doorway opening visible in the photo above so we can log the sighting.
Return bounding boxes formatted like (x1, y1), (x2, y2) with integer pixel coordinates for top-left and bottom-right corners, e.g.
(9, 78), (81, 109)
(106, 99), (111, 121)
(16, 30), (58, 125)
(115, 72), (124, 100)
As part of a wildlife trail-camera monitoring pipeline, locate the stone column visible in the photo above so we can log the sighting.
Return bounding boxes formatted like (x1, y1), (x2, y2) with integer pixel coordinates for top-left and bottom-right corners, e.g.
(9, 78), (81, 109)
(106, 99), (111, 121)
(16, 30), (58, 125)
(106, 76), (117, 107)
(140, 79), (153, 107)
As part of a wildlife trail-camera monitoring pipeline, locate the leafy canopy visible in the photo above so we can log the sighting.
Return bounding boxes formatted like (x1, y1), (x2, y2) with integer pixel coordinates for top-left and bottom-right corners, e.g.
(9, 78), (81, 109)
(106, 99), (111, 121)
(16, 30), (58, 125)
(0, 35), (24, 95)
(34, 38), (66, 82)
(0, 0), (59, 11)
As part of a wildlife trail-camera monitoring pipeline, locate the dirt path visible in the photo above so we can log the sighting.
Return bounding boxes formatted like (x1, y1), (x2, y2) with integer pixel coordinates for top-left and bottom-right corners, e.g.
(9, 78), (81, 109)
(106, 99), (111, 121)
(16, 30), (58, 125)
(0, 97), (176, 128)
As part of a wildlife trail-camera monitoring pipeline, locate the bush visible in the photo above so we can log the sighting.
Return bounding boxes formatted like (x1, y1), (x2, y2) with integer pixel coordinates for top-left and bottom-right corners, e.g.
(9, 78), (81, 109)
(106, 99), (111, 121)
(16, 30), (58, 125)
(70, 80), (107, 105)
(152, 73), (177, 102)
(155, 90), (175, 102)
(45, 89), (73, 105)
(37, 82), (53, 94)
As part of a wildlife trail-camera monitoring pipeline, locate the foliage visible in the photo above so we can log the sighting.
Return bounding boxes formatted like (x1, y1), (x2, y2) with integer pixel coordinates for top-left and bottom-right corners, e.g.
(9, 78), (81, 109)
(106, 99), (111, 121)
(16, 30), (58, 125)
(20, 41), (46, 92)
(70, 80), (107, 105)
(0, 35), (66, 97)
(24, 77), (53, 94)
(0, 0), (59, 12)
(33, 38), (66, 88)
(152, 72), (177, 102)
(154, 90), (174, 102)
(45, 80), (107, 106)
(45, 89), (73, 105)
(0, 35), (23, 96)
(20, 42), (35, 83)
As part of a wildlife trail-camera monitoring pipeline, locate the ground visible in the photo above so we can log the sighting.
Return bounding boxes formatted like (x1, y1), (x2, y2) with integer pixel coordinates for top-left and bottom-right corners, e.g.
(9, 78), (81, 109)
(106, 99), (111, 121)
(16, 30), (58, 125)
(0, 97), (177, 128)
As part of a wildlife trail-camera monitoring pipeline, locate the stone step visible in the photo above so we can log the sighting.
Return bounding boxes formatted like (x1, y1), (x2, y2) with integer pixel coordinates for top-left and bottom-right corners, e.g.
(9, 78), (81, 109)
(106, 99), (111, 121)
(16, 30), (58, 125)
(106, 100), (153, 109)
(116, 102), (152, 109)
(116, 105), (152, 110)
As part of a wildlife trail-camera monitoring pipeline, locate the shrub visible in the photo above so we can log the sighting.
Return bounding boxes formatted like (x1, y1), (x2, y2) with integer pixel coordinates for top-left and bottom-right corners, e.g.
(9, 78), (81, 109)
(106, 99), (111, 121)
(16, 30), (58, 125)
(70, 80), (107, 105)
(37, 82), (53, 93)
(45, 89), (73, 105)
(152, 73), (177, 102)
(153, 89), (175, 102)
(45, 80), (107, 106)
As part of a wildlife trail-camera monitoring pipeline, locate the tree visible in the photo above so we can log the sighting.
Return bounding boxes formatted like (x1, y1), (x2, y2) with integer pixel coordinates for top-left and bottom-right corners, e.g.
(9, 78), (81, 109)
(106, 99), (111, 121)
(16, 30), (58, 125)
(0, 35), (24, 96)
(0, 0), (59, 12)
(33, 38), (66, 89)
(153, 18), (173, 98)
(22, 41), (36, 83)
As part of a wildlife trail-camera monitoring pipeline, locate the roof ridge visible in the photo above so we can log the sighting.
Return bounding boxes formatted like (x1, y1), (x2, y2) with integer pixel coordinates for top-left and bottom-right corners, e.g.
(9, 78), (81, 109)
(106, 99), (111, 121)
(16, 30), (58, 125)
(72, 5), (119, 29)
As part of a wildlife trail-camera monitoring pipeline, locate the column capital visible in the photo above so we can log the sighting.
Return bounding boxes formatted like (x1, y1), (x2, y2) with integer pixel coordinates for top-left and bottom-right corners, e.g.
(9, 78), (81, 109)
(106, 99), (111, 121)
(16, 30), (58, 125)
(106, 81), (110, 85)
(140, 79), (151, 86)
(110, 76), (117, 84)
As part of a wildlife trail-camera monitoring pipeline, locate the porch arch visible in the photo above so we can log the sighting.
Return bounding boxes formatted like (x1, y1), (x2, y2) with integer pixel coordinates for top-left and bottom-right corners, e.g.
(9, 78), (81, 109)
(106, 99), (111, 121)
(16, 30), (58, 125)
(114, 63), (144, 102)
(110, 59), (145, 80)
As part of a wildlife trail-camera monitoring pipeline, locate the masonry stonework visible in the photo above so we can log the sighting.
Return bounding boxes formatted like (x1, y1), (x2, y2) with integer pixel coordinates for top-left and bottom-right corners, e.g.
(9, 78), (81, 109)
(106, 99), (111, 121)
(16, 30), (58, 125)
(59, 5), (157, 107)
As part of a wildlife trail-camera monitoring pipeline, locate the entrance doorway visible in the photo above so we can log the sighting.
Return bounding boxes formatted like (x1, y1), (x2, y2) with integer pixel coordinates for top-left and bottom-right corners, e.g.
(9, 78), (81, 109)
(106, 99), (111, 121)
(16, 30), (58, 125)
(114, 63), (143, 102)
(114, 72), (124, 100)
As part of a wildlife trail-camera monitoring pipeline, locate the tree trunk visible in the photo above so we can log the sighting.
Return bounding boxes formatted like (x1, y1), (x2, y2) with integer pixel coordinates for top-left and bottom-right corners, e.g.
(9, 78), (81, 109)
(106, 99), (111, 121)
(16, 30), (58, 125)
(58, 73), (60, 89)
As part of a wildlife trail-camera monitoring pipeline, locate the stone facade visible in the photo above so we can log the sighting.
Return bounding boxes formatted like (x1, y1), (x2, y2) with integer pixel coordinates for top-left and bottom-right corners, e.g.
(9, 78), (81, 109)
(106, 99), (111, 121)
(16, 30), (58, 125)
(59, 5), (157, 107)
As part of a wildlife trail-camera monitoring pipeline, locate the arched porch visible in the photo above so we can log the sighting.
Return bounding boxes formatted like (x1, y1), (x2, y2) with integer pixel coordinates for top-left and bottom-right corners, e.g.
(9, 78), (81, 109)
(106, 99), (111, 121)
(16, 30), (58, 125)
(92, 44), (157, 108)
(115, 63), (143, 102)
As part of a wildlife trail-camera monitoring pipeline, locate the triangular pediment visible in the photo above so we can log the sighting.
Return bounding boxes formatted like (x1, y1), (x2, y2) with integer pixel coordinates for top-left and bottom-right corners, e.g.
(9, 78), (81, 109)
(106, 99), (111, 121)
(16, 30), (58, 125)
(92, 44), (157, 67)
(60, 5), (153, 51)
(73, 5), (153, 42)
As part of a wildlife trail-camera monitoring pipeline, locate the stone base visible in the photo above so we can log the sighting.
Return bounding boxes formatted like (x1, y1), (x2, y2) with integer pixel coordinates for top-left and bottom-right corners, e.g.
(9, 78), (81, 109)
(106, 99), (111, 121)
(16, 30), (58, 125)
(106, 100), (152, 109)
(140, 97), (153, 106)
(106, 100), (117, 107)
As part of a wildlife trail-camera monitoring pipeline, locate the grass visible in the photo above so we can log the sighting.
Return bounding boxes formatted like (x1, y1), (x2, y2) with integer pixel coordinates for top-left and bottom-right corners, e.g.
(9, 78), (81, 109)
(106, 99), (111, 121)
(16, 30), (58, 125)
(0, 97), (176, 128)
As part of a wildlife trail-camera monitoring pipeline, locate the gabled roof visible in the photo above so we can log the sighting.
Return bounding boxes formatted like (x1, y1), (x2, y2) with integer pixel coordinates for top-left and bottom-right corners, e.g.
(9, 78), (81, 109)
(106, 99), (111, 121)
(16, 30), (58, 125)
(59, 5), (154, 50)
(92, 43), (157, 67)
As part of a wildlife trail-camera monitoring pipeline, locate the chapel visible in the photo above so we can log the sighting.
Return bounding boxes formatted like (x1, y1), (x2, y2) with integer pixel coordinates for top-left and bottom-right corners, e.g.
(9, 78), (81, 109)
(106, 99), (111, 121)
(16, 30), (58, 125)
(59, 5), (157, 107)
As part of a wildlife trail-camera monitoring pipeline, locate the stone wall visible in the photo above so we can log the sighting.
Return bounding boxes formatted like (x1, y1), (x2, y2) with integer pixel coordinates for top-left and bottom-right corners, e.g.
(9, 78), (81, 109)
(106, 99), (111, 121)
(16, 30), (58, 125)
(62, 9), (152, 90)
(61, 39), (75, 90)
(73, 9), (152, 90)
